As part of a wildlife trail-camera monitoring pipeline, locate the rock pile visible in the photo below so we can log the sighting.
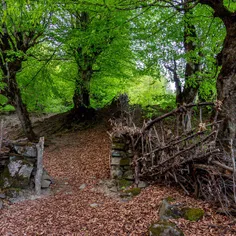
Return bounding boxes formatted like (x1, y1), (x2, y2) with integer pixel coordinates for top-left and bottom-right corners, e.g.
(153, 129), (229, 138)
(148, 198), (205, 236)
(110, 135), (134, 189)
(0, 140), (52, 202)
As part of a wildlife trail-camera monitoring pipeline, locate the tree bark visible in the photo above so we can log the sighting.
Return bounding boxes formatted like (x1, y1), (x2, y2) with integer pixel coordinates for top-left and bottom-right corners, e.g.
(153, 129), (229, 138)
(72, 69), (92, 109)
(216, 20), (236, 151)
(7, 71), (37, 141)
(199, 0), (236, 151)
(0, 3), (38, 141)
(182, 0), (201, 105)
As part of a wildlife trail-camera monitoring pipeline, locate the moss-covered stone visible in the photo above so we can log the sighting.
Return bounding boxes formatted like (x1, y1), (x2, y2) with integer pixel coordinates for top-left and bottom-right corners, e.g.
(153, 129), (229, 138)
(4, 188), (21, 198)
(112, 136), (125, 143)
(149, 221), (184, 236)
(165, 196), (175, 203)
(124, 187), (141, 196)
(118, 179), (133, 189)
(0, 159), (33, 189)
(112, 143), (126, 150)
(159, 200), (183, 220)
(119, 158), (130, 166)
(123, 170), (134, 180)
(183, 208), (204, 221)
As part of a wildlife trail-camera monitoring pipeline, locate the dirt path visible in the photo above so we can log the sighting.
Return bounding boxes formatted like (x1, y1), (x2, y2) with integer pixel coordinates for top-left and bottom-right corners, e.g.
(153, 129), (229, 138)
(0, 124), (235, 235)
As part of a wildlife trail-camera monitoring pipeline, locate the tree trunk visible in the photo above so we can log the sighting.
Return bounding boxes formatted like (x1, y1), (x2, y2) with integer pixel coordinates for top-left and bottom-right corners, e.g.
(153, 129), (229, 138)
(198, 0), (236, 151)
(72, 69), (92, 110)
(216, 20), (236, 151)
(182, 1), (200, 105)
(6, 68), (37, 141)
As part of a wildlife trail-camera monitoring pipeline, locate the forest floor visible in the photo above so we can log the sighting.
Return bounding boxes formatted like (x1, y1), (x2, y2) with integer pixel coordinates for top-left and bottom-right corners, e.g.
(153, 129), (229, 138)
(0, 113), (236, 235)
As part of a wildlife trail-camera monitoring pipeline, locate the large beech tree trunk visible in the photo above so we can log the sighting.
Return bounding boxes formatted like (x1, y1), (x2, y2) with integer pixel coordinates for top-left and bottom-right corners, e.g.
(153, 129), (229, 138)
(1, 59), (37, 141)
(72, 69), (92, 110)
(216, 20), (236, 150)
(8, 71), (37, 141)
(199, 0), (236, 151)
(181, 0), (201, 105)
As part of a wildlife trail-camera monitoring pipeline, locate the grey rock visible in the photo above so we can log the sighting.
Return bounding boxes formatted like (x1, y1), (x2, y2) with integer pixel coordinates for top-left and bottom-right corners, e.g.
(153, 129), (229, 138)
(123, 165), (131, 170)
(8, 160), (22, 177)
(0, 200), (3, 209)
(109, 186), (118, 192)
(79, 184), (86, 190)
(90, 203), (98, 208)
(111, 150), (126, 158)
(18, 164), (33, 179)
(2, 178), (11, 188)
(149, 221), (184, 236)
(0, 193), (6, 199)
(111, 167), (123, 179)
(42, 170), (52, 181)
(138, 181), (147, 188)
(159, 200), (183, 220)
(111, 157), (121, 166)
(4, 159), (34, 188)
(41, 169), (54, 184)
(106, 179), (117, 188)
(123, 170), (134, 180)
(159, 200), (170, 220)
(13, 145), (37, 158)
(41, 179), (51, 188)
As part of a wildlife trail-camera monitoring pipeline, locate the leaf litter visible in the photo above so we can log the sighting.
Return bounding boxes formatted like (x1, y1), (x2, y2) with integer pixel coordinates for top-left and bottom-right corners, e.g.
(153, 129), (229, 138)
(0, 124), (235, 235)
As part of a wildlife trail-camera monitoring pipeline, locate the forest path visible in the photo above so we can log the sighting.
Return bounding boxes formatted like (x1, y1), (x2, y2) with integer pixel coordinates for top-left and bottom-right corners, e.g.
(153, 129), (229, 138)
(0, 123), (235, 235)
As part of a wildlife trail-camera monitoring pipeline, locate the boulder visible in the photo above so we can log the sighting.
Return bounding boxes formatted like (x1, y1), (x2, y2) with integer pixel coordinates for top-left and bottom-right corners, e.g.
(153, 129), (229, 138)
(41, 179), (51, 188)
(123, 170), (134, 180)
(159, 200), (183, 220)
(13, 145), (37, 158)
(159, 199), (204, 222)
(111, 166), (123, 178)
(42, 169), (53, 182)
(0, 159), (34, 189)
(138, 181), (147, 188)
(149, 221), (184, 236)
(182, 208), (204, 221)
(0, 193), (6, 199)
(41, 170), (53, 189)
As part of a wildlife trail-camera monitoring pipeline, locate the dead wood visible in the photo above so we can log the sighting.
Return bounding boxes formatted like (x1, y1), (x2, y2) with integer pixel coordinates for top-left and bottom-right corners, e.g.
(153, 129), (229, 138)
(111, 101), (235, 214)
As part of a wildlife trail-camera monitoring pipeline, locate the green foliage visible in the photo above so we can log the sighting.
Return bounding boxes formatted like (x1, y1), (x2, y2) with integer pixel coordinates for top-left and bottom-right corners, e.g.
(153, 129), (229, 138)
(17, 49), (76, 113)
(0, 0), (228, 117)
(224, 0), (236, 12)
(127, 76), (175, 110)
(130, 3), (225, 101)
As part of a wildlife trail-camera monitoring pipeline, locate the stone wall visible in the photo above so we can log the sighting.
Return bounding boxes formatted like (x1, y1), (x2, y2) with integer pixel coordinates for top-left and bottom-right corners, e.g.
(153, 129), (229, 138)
(110, 135), (134, 189)
(0, 141), (52, 191)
